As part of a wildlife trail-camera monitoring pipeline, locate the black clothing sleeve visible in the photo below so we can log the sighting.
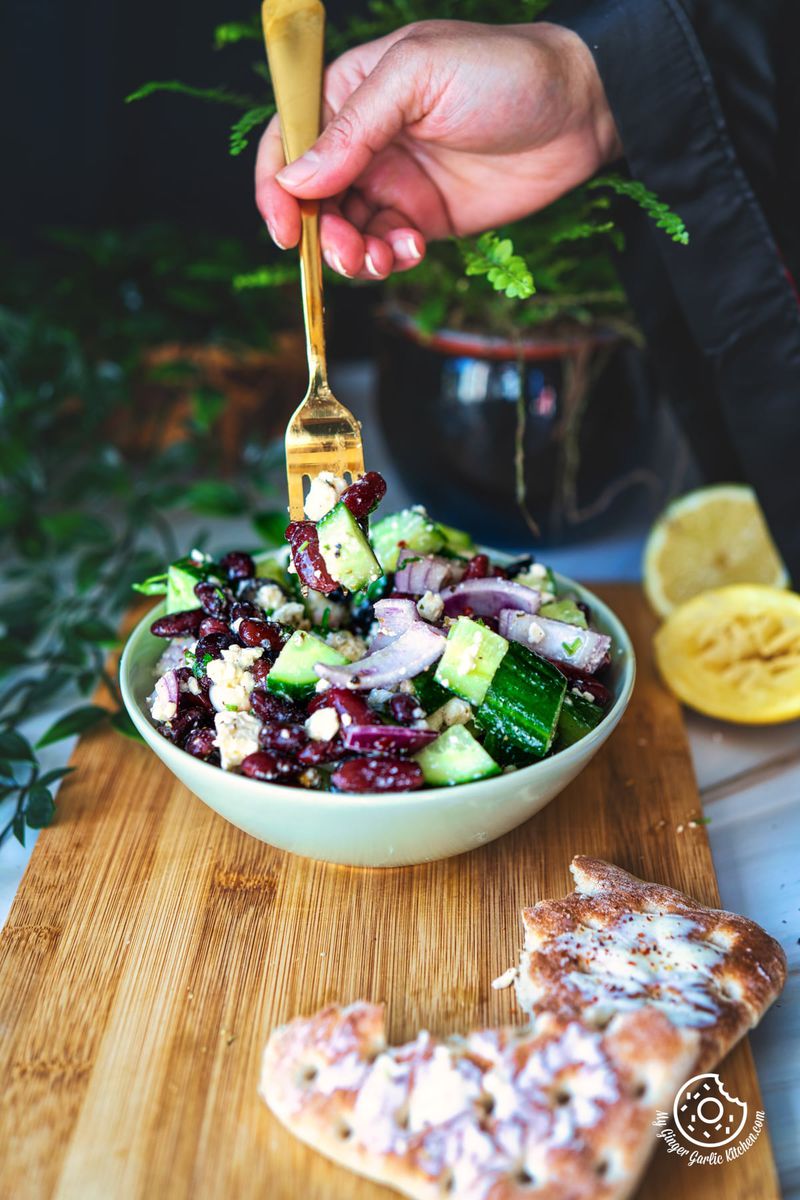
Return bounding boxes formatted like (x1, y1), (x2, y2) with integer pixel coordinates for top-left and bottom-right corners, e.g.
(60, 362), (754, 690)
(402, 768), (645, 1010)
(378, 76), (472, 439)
(545, 0), (800, 580)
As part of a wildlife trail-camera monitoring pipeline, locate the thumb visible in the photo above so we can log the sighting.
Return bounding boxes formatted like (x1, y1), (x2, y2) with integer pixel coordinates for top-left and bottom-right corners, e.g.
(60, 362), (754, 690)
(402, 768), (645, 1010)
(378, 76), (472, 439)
(276, 43), (425, 198)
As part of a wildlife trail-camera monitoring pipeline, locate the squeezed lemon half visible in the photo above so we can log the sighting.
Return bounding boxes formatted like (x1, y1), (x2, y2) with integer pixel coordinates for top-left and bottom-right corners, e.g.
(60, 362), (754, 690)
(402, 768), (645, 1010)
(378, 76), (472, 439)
(654, 585), (800, 723)
(644, 485), (788, 618)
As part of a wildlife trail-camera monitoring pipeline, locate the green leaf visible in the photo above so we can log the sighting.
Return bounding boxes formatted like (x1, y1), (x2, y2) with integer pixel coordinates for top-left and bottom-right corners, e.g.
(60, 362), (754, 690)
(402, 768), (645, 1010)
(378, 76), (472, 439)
(213, 18), (261, 48)
(125, 81), (254, 108)
(36, 705), (108, 748)
(180, 480), (245, 516)
(462, 232), (535, 299)
(75, 547), (109, 592)
(38, 766), (75, 788)
(12, 811), (25, 846)
(0, 758), (17, 784)
(229, 105), (275, 156)
(189, 387), (226, 433)
(252, 510), (287, 546)
(0, 730), (34, 761)
(131, 572), (168, 596)
(25, 785), (56, 829)
(71, 617), (119, 645)
(232, 263), (299, 291)
(589, 175), (689, 245)
(110, 709), (144, 742)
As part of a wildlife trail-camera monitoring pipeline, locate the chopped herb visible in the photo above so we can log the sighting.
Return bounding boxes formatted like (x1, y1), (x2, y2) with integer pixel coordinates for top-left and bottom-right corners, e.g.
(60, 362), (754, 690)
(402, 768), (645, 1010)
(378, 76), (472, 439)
(562, 637), (582, 656)
(694, 815), (711, 825)
(225, 703), (238, 711)
(320, 607), (331, 635)
(186, 649), (213, 679)
(297, 540), (309, 554)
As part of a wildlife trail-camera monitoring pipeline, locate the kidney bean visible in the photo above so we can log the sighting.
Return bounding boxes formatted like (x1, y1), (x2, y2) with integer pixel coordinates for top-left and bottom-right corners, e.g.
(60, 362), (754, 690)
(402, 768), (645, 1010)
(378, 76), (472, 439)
(241, 751), (295, 782)
(307, 686), (372, 727)
(194, 632), (235, 662)
(160, 710), (207, 744)
(332, 758), (424, 793)
(238, 618), (284, 653)
(198, 616), (230, 638)
(285, 521), (338, 594)
(490, 565), (509, 579)
(250, 688), (305, 725)
(505, 556), (533, 579)
(194, 581), (234, 620)
(297, 738), (343, 766)
(388, 693), (419, 725)
(220, 550), (255, 581)
(462, 554), (489, 581)
(547, 660), (612, 707)
(150, 608), (204, 638)
(183, 726), (218, 760)
(230, 600), (260, 623)
(259, 722), (307, 755)
(340, 471), (387, 520)
(250, 659), (272, 685)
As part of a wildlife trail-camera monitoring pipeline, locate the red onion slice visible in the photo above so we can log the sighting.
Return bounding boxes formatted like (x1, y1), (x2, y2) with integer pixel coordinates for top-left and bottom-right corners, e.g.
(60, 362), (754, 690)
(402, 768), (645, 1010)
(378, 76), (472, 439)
(498, 609), (611, 674)
(342, 723), (438, 755)
(369, 597), (418, 650)
(315, 622), (446, 689)
(440, 578), (542, 620)
(394, 551), (465, 596)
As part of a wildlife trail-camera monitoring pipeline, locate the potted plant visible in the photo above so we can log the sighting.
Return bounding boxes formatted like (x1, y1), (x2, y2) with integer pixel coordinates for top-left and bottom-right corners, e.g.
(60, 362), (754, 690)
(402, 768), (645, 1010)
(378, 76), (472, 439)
(128, 2), (690, 546)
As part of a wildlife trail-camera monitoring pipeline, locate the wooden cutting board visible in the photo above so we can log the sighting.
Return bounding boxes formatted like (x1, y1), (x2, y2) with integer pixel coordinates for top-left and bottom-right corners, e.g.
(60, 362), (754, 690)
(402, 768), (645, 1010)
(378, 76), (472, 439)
(0, 585), (781, 1200)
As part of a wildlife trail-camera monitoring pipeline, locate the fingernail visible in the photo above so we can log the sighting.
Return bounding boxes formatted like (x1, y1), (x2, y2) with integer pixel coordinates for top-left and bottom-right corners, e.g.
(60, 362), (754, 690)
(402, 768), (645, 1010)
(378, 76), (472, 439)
(266, 220), (288, 251)
(392, 235), (422, 261)
(324, 247), (352, 278)
(364, 252), (382, 278)
(277, 151), (321, 187)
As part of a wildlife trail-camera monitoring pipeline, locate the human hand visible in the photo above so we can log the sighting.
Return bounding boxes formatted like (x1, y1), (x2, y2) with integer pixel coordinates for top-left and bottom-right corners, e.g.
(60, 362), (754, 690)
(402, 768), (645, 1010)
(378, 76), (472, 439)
(255, 19), (620, 280)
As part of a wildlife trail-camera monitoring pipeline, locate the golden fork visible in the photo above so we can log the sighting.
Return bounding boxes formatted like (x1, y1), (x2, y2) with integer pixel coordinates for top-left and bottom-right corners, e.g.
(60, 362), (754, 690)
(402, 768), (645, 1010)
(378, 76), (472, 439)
(261, 0), (365, 521)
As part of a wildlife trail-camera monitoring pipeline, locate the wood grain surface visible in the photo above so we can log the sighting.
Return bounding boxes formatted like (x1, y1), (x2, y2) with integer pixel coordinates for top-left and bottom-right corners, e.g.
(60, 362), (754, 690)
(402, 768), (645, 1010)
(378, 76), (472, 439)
(0, 586), (781, 1200)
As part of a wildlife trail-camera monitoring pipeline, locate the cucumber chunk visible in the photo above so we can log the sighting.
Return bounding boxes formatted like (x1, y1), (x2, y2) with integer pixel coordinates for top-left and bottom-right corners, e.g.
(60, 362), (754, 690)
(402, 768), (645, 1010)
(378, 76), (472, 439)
(415, 725), (500, 786)
(254, 554), (292, 587)
(370, 507), (445, 571)
(438, 522), (475, 557)
(166, 558), (209, 613)
(413, 667), (452, 714)
(317, 502), (383, 593)
(267, 630), (348, 701)
(539, 598), (588, 629)
(556, 692), (605, 749)
(475, 642), (566, 764)
(434, 616), (509, 706)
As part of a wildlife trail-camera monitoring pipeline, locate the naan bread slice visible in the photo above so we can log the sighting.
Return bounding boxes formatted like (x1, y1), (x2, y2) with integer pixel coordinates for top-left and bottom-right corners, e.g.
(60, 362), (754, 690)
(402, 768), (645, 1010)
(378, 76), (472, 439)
(508, 857), (786, 1069)
(260, 1001), (697, 1200)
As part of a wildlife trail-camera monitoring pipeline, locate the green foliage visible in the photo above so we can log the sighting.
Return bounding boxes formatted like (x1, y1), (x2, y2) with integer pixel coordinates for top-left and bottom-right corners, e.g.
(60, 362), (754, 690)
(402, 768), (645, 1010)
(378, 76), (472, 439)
(125, 81), (254, 108)
(590, 174), (689, 245)
(233, 263), (300, 291)
(462, 233), (535, 300)
(213, 18), (261, 49)
(230, 104), (275, 155)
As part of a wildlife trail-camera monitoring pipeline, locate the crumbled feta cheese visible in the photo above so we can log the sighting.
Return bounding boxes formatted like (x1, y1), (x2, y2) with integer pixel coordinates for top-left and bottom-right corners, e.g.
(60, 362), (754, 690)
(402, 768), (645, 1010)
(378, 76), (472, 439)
(426, 697), (473, 732)
(515, 563), (548, 588)
(304, 589), (348, 629)
(272, 601), (311, 630)
(304, 471), (347, 521)
(416, 590), (444, 623)
(526, 619), (545, 646)
(206, 645), (263, 712)
(325, 630), (367, 662)
(571, 687), (596, 703)
(150, 675), (177, 723)
(305, 706), (340, 742)
(367, 687), (394, 710)
(213, 711), (261, 771)
(314, 678), (331, 693)
(254, 582), (286, 612)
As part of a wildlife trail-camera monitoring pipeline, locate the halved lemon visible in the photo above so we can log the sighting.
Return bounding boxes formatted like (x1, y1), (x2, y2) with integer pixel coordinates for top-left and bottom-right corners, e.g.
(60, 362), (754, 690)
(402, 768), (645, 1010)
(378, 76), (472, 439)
(654, 585), (800, 723)
(644, 485), (788, 618)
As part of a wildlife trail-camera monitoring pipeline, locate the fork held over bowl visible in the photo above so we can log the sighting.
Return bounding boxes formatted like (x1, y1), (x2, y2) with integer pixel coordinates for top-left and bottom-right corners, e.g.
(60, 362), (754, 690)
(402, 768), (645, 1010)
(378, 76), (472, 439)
(261, 0), (365, 521)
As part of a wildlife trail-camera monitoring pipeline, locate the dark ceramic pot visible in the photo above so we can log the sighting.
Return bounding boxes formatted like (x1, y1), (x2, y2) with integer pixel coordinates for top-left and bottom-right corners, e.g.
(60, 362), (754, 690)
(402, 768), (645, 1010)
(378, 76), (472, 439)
(375, 310), (677, 549)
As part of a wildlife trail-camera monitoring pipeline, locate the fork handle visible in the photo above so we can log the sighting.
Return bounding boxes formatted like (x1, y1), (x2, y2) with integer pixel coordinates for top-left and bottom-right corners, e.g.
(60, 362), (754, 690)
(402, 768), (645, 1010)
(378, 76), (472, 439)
(262, 0), (329, 391)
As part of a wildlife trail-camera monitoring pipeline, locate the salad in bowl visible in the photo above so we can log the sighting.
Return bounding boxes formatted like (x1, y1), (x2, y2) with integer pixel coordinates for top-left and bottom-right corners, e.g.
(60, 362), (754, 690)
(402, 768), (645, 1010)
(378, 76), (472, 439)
(129, 471), (625, 799)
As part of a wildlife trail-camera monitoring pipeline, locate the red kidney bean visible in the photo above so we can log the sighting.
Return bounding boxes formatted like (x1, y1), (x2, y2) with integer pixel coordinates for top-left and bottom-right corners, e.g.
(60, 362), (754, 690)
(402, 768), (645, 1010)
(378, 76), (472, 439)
(241, 751), (295, 782)
(220, 551), (255, 581)
(230, 600), (260, 623)
(285, 521), (338, 594)
(547, 659), (611, 707)
(194, 632), (235, 662)
(297, 738), (343, 766)
(490, 565), (509, 579)
(340, 471), (387, 520)
(183, 726), (217, 760)
(388, 693), (419, 724)
(150, 608), (204, 638)
(332, 758), (424, 793)
(238, 618), (284, 653)
(160, 710), (206, 743)
(194, 581), (234, 619)
(462, 554), (489, 581)
(307, 686), (373, 727)
(250, 659), (272, 685)
(198, 616), (230, 638)
(259, 722), (308, 755)
(250, 688), (305, 725)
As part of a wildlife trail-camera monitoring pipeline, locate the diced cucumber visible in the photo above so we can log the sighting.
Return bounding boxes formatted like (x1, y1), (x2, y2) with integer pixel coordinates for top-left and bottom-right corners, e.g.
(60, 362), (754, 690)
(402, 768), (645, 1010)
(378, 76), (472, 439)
(556, 692), (605, 750)
(475, 642), (566, 764)
(266, 630), (348, 701)
(254, 554), (292, 588)
(166, 558), (210, 613)
(317, 502), (383, 593)
(435, 616), (509, 706)
(540, 598), (588, 629)
(415, 725), (500, 786)
(413, 667), (452, 714)
(370, 507), (445, 572)
(438, 522), (475, 557)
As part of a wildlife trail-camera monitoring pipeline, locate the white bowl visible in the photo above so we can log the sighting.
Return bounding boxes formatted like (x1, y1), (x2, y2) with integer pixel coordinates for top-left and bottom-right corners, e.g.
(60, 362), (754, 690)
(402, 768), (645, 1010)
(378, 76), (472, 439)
(120, 560), (635, 867)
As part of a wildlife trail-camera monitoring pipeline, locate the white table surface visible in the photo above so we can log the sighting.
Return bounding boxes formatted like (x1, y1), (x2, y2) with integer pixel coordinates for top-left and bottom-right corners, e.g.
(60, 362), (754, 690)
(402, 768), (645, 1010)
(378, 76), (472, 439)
(2, 362), (797, 1197)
